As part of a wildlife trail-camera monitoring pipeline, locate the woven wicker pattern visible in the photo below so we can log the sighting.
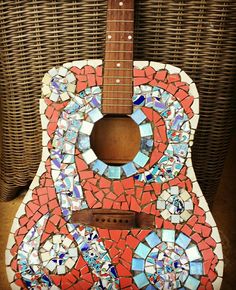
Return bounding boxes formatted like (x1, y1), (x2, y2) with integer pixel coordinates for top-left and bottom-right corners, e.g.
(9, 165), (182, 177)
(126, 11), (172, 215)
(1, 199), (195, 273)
(0, 0), (235, 204)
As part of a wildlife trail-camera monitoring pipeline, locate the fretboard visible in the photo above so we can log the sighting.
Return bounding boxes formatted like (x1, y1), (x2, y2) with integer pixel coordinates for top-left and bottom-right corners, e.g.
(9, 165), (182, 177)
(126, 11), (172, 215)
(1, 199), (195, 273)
(102, 0), (134, 115)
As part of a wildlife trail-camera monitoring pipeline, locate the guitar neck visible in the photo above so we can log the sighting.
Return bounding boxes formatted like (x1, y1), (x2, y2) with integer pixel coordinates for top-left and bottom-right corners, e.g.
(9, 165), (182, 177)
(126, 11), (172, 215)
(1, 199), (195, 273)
(102, 0), (134, 115)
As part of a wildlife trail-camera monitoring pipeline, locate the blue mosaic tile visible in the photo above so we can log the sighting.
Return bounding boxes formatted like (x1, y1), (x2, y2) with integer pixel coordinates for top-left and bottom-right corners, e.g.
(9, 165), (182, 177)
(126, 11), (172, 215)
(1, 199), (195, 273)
(141, 138), (153, 153)
(146, 285), (156, 290)
(107, 166), (121, 179)
(133, 95), (145, 105)
(131, 258), (145, 271)
(162, 229), (175, 243)
(131, 109), (146, 124)
(77, 135), (90, 151)
(135, 242), (151, 259)
(122, 162), (137, 177)
(91, 159), (107, 175)
(88, 107), (103, 123)
(190, 262), (203, 275)
(184, 275), (200, 290)
(145, 232), (161, 248)
(133, 273), (149, 288)
(133, 151), (149, 167)
(175, 233), (191, 249)
(139, 123), (153, 137)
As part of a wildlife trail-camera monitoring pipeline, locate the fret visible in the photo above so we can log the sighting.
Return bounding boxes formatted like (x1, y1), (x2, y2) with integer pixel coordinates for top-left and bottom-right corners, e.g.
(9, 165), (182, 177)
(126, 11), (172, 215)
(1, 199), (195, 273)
(103, 76), (133, 79)
(107, 10), (133, 18)
(106, 33), (133, 42)
(105, 41), (133, 44)
(105, 50), (133, 53)
(105, 42), (133, 48)
(107, 31), (133, 33)
(104, 74), (133, 80)
(108, 9), (134, 11)
(103, 83), (132, 86)
(102, 103), (132, 107)
(105, 53), (133, 61)
(102, 97), (132, 100)
(107, 0), (134, 10)
(107, 20), (133, 23)
(106, 21), (133, 32)
(103, 90), (132, 93)
(106, 67), (133, 72)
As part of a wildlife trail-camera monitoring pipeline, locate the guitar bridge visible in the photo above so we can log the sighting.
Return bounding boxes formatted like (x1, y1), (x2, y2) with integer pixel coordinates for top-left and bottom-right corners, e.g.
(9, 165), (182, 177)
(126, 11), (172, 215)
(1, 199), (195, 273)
(71, 209), (155, 230)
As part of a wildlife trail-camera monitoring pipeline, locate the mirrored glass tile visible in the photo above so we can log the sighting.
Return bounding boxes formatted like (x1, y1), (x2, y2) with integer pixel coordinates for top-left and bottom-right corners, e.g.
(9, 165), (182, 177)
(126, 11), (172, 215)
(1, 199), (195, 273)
(91, 159), (108, 175)
(145, 232), (161, 248)
(131, 109), (146, 124)
(156, 200), (165, 210)
(80, 121), (94, 135)
(171, 215), (180, 223)
(133, 151), (149, 167)
(162, 229), (175, 243)
(77, 135), (90, 151)
(131, 258), (145, 271)
(139, 123), (153, 137)
(141, 138), (153, 153)
(82, 149), (97, 164)
(185, 245), (201, 262)
(92, 86), (101, 94)
(135, 243), (151, 259)
(107, 166), (121, 179)
(133, 273), (149, 288)
(122, 162), (137, 177)
(88, 108), (103, 123)
(64, 101), (80, 114)
(63, 154), (75, 164)
(184, 275), (200, 290)
(176, 233), (191, 249)
(190, 262), (203, 275)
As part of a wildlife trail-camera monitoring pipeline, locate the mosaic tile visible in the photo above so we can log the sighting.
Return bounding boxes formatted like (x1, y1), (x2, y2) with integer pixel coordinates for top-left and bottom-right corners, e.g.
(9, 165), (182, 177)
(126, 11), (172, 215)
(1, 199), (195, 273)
(80, 121), (94, 135)
(132, 258), (145, 271)
(132, 229), (204, 289)
(82, 149), (97, 164)
(7, 59), (223, 290)
(135, 243), (151, 259)
(162, 229), (175, 242)
(122, 162), (137, 177)
(133, 151), (149, 167)
(133, 273), (149, 288)
(88, 107), (103, 123)
(131, 108), (146, 124)
(157, 186), (194, 223)
(184, 275), (200, 290)
(91, 159), (108, 175)
(139, 123), (153, 137)
(107, 166), (121, 179)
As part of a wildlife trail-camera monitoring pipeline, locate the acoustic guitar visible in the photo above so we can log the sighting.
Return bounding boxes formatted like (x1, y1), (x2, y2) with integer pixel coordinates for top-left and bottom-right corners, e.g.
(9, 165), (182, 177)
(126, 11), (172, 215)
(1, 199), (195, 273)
(6, 1), (224, 289)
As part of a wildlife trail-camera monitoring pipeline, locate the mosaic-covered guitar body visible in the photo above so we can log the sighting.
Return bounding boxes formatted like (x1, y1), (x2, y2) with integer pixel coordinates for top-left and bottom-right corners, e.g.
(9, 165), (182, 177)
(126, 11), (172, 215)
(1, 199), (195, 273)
(6, 60), (223, 290)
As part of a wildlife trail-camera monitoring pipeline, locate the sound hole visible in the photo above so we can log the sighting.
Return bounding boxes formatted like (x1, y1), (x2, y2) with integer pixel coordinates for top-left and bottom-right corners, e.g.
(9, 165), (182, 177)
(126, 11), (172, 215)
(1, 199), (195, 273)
(91, 115), (140, 165)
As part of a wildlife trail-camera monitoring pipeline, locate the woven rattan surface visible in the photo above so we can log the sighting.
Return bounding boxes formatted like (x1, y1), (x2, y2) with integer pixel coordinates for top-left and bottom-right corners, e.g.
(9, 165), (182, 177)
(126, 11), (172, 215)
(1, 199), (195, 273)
(0, 0), (235, 204)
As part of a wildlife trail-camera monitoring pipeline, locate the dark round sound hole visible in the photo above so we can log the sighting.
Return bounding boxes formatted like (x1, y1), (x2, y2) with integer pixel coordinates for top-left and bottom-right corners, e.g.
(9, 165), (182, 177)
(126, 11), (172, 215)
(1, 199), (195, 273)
(91, 115), (140, 165)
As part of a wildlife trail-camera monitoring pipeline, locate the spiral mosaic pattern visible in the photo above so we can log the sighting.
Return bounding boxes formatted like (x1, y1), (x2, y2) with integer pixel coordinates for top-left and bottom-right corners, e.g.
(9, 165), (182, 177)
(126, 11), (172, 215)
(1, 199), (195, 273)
(132, 230), (203, 290)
